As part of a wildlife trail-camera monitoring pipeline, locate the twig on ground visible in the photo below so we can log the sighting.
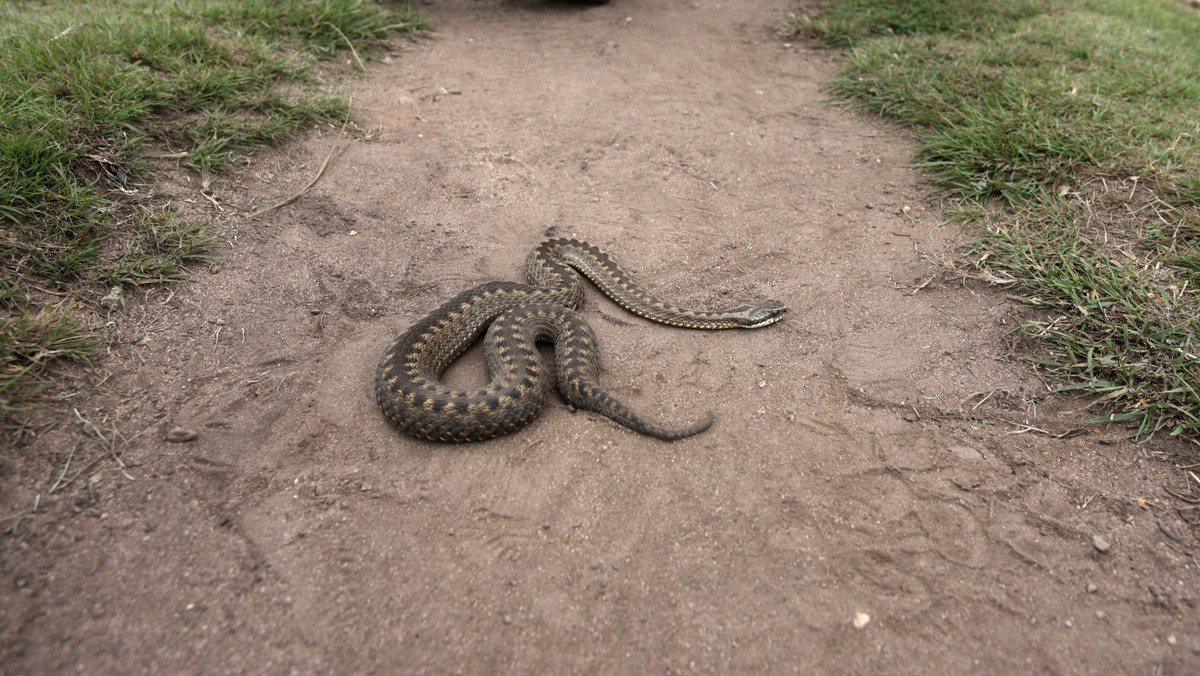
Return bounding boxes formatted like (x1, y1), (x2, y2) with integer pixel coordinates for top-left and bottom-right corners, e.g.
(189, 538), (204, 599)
(200, 191), (223, 212)
(324, 22), (364, 70)
(49, 442), (80, 493)
(906, 275), (935, 295)
(248, 114), (350, 219)
(73, 408), (135, 480)
(1002, 420), (1088, 438)
(1, 495), (39, 534)
(969, 390), (996, 411)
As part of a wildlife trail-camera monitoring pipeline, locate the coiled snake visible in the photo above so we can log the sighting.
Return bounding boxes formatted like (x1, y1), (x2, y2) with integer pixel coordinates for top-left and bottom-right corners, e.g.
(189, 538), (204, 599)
(375, 238), (786, 442)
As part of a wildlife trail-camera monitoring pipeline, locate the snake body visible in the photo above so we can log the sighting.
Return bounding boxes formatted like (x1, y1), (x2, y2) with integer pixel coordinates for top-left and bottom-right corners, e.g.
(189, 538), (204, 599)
(375, 238), (786, 442)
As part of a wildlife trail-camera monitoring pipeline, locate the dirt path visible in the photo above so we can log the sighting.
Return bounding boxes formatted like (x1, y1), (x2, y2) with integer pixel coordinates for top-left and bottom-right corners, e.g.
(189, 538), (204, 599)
(4, 0), (1198, 672)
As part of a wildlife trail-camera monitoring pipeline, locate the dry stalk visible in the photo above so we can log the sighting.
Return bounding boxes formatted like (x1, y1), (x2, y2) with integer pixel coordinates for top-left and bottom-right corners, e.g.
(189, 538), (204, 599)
(249, 114), (350, 219)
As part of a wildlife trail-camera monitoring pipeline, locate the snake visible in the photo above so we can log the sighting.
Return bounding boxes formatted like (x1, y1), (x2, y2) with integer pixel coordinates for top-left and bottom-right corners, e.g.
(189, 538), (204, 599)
(375, 238), (786, 442)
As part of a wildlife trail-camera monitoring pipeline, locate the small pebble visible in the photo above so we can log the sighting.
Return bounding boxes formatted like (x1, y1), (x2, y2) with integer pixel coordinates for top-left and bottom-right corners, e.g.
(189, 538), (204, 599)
(1092, 535), (1111, 553)
(1087, 583), (1098, 594)
(853, 611), (871, 629)
(949, 445), (983, 461)
(165, 427), (197, 443)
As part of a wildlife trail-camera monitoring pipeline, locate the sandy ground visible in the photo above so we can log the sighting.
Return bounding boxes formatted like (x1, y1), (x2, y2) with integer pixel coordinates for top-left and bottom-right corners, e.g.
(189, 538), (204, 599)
(3, 0), (1199, 673)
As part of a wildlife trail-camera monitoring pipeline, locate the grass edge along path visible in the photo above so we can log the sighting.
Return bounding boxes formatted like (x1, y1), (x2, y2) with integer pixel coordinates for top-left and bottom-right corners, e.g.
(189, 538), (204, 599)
(788, 0), (1200, 441)
(0, 1), (426, 430)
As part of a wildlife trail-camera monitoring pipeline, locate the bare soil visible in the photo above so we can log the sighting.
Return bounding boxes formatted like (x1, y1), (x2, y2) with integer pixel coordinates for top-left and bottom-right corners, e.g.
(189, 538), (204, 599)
(3, 1), (1199, 673)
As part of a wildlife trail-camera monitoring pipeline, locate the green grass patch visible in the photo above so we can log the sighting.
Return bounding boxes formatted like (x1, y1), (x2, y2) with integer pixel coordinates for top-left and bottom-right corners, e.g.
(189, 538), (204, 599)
(0, 0), (426, 428)
(794, 0), (1200, 438)
(798, 0), (1046, 47)
(0, 299), (99, 424)
(981, 204), (1200, 437)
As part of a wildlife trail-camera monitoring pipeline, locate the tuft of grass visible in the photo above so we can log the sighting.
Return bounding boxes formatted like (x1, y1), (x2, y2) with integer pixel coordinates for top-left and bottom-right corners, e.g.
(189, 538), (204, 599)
(106, 212), (219, 285)
(802, 0), (1200, 438)
(824, 6), (1200, 204)
(790, 0), (1046, 47)
(979, 203), (1200, 437)
(0, 299), (99, 423)
(0, 0), (426, 429)
(199, 0), (427, 57)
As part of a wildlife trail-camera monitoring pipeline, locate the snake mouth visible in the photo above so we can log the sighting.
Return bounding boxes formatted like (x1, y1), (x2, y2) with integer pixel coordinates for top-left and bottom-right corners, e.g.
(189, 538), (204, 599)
(746, 314), (785, 329)
(737, 301), (787, 329)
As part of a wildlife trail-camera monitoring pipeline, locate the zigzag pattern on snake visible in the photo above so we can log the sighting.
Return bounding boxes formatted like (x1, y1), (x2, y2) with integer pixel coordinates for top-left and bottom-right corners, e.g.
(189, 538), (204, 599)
(375, 238), (786, 442)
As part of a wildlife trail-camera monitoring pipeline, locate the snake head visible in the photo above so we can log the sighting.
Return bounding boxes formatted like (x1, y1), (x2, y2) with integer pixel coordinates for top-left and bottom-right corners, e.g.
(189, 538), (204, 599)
(733, 300), (787, 328)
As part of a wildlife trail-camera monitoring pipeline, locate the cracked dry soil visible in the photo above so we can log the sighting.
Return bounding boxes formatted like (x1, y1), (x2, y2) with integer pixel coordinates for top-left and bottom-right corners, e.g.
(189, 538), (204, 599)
(3, 0), (1199, 673)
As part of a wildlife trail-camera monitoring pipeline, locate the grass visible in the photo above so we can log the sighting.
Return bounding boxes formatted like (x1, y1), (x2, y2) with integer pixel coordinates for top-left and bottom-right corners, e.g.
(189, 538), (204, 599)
(788, 0), (1200, 438)
(0, 0), (426, 427)
(0, 300), (99, 424)
(801, 0), (1047, 47)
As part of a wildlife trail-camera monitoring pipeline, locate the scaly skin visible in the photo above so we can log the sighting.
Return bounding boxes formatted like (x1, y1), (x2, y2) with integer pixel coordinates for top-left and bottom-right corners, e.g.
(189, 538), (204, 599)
(375, 239), (786, 442)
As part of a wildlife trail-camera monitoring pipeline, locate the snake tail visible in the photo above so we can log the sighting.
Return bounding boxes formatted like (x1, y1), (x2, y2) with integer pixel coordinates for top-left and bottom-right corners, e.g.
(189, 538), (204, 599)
(545, 306), (716, 441)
